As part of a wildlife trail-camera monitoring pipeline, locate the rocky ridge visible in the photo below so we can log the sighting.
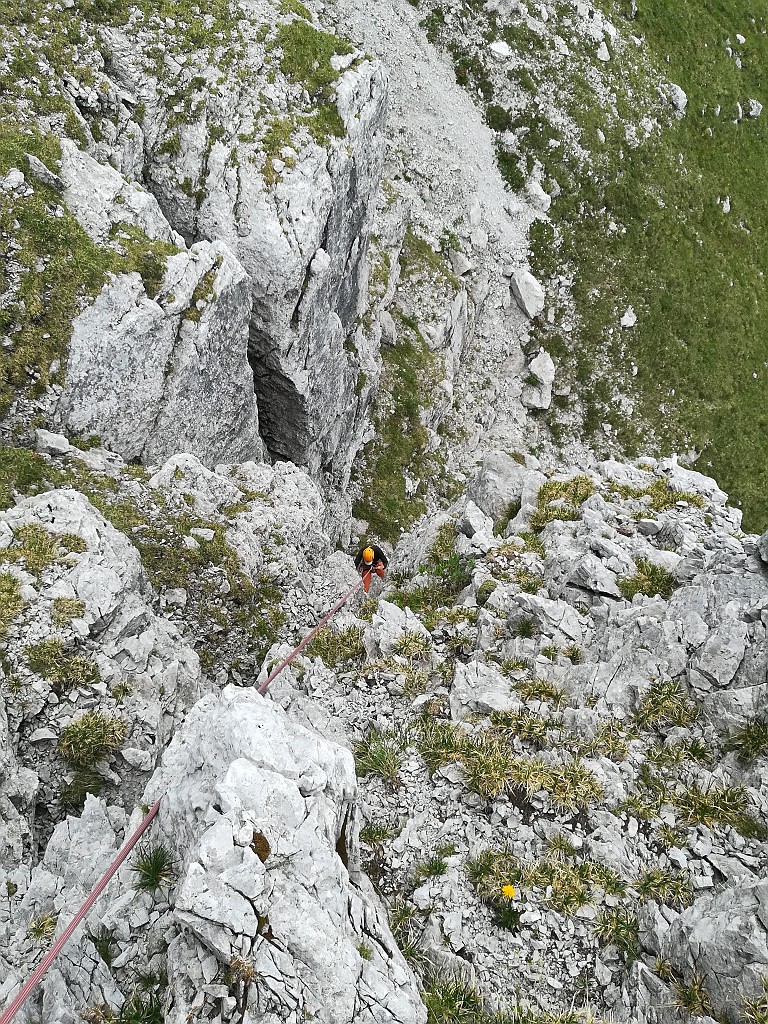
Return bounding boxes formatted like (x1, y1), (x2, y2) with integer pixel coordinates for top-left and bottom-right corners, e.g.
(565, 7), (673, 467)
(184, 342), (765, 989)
(3, 445), (768, 1023)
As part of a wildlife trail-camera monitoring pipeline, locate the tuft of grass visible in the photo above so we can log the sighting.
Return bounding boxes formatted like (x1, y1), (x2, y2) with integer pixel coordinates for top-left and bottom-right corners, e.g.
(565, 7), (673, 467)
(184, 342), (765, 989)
(613, 479), (705, 512)
(51, 596), (86, 626)
(116, 991), (164, 1024)
(594, 907), (639, 959)
(0, 447), (65, 510)
(673, 975), (713, 1018)
(354, 729), (405, 785)
(308, 625), (365, 666)
(512, 616), (537, 639)
(674, 781), (768, 840)
(0, 572), (24, 640)
(417, 716), (469, 771)
(634, 680), (698, 729)
(476, 579), (498, 606)
(359, 821), (397, 845)
(28, 912), (57, 943)
(7, 523), (59, 575)
(580, 722), (630, 762)
(358, 942), (373, 961)
(726, 718), (768, 764)
(515, 568), (543, 594)
(387, 897), (428, 972)
(422, 977), (484, 1024)
(742, 977), (768, 1024)
(489, 708), (556, 749)
(513, 676), (566, 708)
(26, 638), (99, 689)
(131, 843), (176, 892)
(414, 855), (449, 883)
(58, 712), (126, 769)
(529, 476), (595, 532)
(637, 867), (693, 910)
(393, 630), (432, 660)
(60, 770), (103, 809)
(619, 558), (676, 601)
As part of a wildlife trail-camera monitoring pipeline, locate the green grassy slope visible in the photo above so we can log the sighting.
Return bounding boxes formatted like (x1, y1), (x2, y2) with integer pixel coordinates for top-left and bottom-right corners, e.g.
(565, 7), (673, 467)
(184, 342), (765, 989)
(538, 1), (768, 529)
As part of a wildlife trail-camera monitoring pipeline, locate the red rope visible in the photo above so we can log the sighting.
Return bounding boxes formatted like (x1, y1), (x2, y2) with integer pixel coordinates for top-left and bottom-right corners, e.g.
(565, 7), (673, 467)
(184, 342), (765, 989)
(256, 572), (368, 693)
(1, 571), (370, 1023)
(0, 799), (162, 1024)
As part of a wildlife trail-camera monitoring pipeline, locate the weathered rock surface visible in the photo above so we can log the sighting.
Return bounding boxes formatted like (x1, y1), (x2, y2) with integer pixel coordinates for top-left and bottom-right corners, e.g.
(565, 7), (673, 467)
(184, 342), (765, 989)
(51, 143), (263, 467)
(98, 5), (389, 482)
(0, 688), (427, 1024)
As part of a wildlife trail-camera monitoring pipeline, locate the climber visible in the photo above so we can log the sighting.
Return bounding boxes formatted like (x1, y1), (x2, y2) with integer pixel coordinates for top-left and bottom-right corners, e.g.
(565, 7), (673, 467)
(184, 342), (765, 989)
(355, 544), (388, 594)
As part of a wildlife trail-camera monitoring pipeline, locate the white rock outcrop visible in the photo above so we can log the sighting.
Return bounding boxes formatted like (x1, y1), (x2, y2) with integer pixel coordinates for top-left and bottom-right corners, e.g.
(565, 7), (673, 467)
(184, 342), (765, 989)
(510, 269), (546, 318)
(0, 688), (427, 1024)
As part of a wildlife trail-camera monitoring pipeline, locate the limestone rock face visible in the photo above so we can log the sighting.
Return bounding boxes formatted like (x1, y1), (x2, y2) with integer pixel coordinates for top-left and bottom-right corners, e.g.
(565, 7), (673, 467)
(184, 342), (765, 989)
(0, 689), (427, 1024)
(57, 244), (263, 467)
(52, 143), (263, 468)
(0, 489), (205, 859)
(99, 8), (389, 483)
(637, 879), (768, 1024)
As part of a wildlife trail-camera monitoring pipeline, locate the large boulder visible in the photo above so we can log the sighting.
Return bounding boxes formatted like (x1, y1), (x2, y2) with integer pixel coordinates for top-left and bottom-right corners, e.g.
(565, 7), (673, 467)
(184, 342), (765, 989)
(467, 451), (544, 523)
(653, 879), (768, 1024)
(53, 144), (262, 468)
(0, 688), (428, 1024)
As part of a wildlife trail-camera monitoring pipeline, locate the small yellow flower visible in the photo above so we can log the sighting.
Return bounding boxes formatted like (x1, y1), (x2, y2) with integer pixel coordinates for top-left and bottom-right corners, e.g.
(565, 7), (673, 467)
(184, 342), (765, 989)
(501, 884), (516, 900)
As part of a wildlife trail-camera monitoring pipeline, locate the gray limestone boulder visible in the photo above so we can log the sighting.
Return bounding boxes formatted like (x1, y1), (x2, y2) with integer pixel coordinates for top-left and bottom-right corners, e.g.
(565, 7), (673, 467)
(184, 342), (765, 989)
(450, 661), (518, 719)
(367, 600), (431, 659)
(57, 241), (263, 468)
(522, 350), (555, 410)
(658, 878), (768, 1023)
(149, 687), (427, 1024)
(467, 451), (541, 523)
(510, 269), (545, 318)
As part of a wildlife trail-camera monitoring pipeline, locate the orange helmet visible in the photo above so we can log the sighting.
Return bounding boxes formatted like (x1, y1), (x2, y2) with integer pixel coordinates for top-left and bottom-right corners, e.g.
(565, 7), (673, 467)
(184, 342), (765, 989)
(362, 546), (375, 565)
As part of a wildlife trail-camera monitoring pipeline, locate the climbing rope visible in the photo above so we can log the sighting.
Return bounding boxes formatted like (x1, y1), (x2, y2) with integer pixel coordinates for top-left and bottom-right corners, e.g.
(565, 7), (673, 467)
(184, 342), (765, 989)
(0, 569), (370, 1024)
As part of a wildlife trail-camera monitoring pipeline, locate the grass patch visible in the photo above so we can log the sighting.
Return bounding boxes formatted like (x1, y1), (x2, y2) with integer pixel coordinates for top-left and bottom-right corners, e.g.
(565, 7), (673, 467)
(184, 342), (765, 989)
(353, 321), (440, 543)
(422, 978), (484, 1024)
(270, 19), (352, 96)
(354, 729), (405, 785)
(131, 843), (176, 892)
(594, 907), (639, 959)
(725, 718), (768, 764)
(618, 558), (676, 601)
(468, 845), (624, 916)
(308, 624), (365, 666)
(674, 781), (767, 840)
(58, 711), (127, 769)
(637, 867), (692, 910)
(0, 572), (24, 639)
(416, 716), (602, 809)
(634, 680), (698, 729)
(51, 596), (85, 626)
(513, 0), (768, 529)
(673, 974), (714, 1018)
(529, 476), (595, 532)
(0, 447), (66, 510)
(26, 637), (99, 689)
